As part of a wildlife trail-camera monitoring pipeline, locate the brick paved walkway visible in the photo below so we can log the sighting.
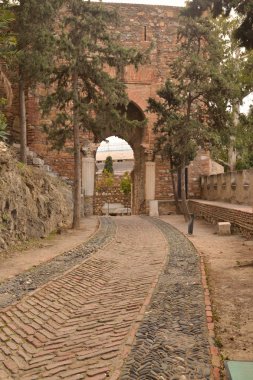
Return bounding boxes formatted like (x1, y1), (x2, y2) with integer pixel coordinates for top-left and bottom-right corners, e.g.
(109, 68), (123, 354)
(0, 216), (168, 379)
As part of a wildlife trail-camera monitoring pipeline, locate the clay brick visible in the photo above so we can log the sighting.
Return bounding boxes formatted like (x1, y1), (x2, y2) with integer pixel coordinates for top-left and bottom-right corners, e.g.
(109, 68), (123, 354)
(3, 358), (19, 374)
(59, 367), (87, 378)
(87, 366), (110, 377)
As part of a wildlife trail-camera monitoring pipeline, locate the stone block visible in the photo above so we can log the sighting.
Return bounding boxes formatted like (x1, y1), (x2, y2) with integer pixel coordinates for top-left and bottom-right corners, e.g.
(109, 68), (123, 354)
(149, 200), (159, 217)
(217, 222), (231, 236)
(32, 157), (44, 166)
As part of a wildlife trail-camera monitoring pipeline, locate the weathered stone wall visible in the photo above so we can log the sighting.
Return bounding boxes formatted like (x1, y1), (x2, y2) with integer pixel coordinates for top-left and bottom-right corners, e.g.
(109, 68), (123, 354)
(94, 175), (131, 215)
(200, 169), (253, 206)
(0, 143), (73, 251)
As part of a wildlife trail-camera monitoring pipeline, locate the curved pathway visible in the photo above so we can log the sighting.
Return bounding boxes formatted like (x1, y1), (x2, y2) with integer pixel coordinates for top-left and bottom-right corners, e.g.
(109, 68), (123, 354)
(0, 216), (211, 379)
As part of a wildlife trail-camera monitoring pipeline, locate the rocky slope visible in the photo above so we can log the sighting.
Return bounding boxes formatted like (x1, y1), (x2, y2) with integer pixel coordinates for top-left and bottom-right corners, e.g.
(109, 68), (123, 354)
(0, 142), (73, 251)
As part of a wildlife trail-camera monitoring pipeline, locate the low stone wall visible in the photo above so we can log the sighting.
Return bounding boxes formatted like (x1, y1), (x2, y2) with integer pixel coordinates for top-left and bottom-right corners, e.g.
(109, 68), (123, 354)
(189, 200), (253, 237)
(200, 169), (253, 206)
(94, 176), (131, 215)
(0, 143), (73, 251)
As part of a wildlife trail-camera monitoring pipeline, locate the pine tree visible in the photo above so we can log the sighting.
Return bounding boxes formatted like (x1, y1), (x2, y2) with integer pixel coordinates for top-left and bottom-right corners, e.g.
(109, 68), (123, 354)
(148, 16), (241, 219)
(0, 4), (16, 141)
(42, 0), (146, 228)
(9, 0), (64, 163)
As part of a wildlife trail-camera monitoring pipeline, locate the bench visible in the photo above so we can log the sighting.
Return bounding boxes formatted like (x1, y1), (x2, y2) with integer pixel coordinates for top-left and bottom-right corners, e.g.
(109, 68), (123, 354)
(101, 203), (131, 216)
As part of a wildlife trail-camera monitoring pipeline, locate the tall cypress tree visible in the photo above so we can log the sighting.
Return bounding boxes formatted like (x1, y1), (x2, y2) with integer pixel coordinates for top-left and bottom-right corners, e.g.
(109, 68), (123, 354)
(43, 0), (146, 228)
(10, 0), (64, 163)
(0, 4), (16, 141)
(103, 156), (114, 174)
(148, 16), (241, 219)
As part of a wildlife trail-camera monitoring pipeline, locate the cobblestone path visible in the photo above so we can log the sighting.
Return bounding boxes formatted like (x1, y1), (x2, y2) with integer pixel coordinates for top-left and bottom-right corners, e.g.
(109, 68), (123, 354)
(0, 216), (168, 379)
(120, 217), (211, 380)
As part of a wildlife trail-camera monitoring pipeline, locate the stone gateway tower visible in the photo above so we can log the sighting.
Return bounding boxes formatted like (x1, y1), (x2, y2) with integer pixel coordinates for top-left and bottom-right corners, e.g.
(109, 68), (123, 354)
(9, 3), (217, 215)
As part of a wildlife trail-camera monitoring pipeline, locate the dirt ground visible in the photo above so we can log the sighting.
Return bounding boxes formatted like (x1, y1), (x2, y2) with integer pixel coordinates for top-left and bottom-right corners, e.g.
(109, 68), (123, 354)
(0, 216), (98, 284)
(0, 214), (252, 369)
(161, 215), (253, 364)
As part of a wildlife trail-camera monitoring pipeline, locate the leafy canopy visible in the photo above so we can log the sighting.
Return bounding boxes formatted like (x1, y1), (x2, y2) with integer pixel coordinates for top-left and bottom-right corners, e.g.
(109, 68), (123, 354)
(120, 172), (131, 196)
(96, 169), (115, 193)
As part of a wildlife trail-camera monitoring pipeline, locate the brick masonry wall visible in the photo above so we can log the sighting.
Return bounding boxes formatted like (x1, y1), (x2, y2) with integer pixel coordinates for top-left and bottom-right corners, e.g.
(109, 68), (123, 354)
(189, 200), (253, 237)
(94, 175), (131, 215)
(188, 150), (224, 199)
(155, 156), (174, 201)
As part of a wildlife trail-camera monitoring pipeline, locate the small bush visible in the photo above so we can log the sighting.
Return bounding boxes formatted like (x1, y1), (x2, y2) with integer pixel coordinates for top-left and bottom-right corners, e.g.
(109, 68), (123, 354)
(0, 111), (8, 142)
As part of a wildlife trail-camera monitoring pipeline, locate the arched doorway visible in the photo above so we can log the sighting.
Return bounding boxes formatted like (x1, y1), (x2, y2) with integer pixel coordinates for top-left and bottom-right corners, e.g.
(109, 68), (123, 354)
(95, 136), (134, 215)
(81, 101), (146, 215)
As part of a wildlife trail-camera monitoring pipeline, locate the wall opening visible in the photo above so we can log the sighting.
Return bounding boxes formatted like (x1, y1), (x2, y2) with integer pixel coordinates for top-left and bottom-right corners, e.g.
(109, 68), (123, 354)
(94, 136), (134, 215)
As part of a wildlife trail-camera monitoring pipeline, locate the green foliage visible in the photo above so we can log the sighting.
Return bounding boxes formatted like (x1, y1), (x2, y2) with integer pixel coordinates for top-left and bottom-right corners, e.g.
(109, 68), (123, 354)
(0, 5), (16, 109)
(120, 172), (131, 196)
(206, 17), (253, 169)
(2, 211), (10, 223)
(16, 161), (26, 172)
(96, 170), (115, 193)
(0, 6), (16, 54)
(184, 0), (253, 50)
(0, 111), (8, 141)
(148, 16), (240, 170)
(234, 107), (253, 169)
(12, 0), (64, 87)
(42, 0), (147, 150)
(103, 156), (113, 174)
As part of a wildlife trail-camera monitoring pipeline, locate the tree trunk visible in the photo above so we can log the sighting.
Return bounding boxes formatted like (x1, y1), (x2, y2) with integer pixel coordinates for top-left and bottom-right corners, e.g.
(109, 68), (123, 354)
(72, 68), (81, 229)
(19, 72), (27, 164)
(228, 136), (237, 171)
(169, 157), (180, 214)
(228, 103), (240, 171)
(180, 160), (190, 221)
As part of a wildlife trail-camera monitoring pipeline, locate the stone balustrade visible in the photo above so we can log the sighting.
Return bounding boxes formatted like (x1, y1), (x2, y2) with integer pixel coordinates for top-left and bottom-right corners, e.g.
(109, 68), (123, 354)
(200, 169), (253, 206)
